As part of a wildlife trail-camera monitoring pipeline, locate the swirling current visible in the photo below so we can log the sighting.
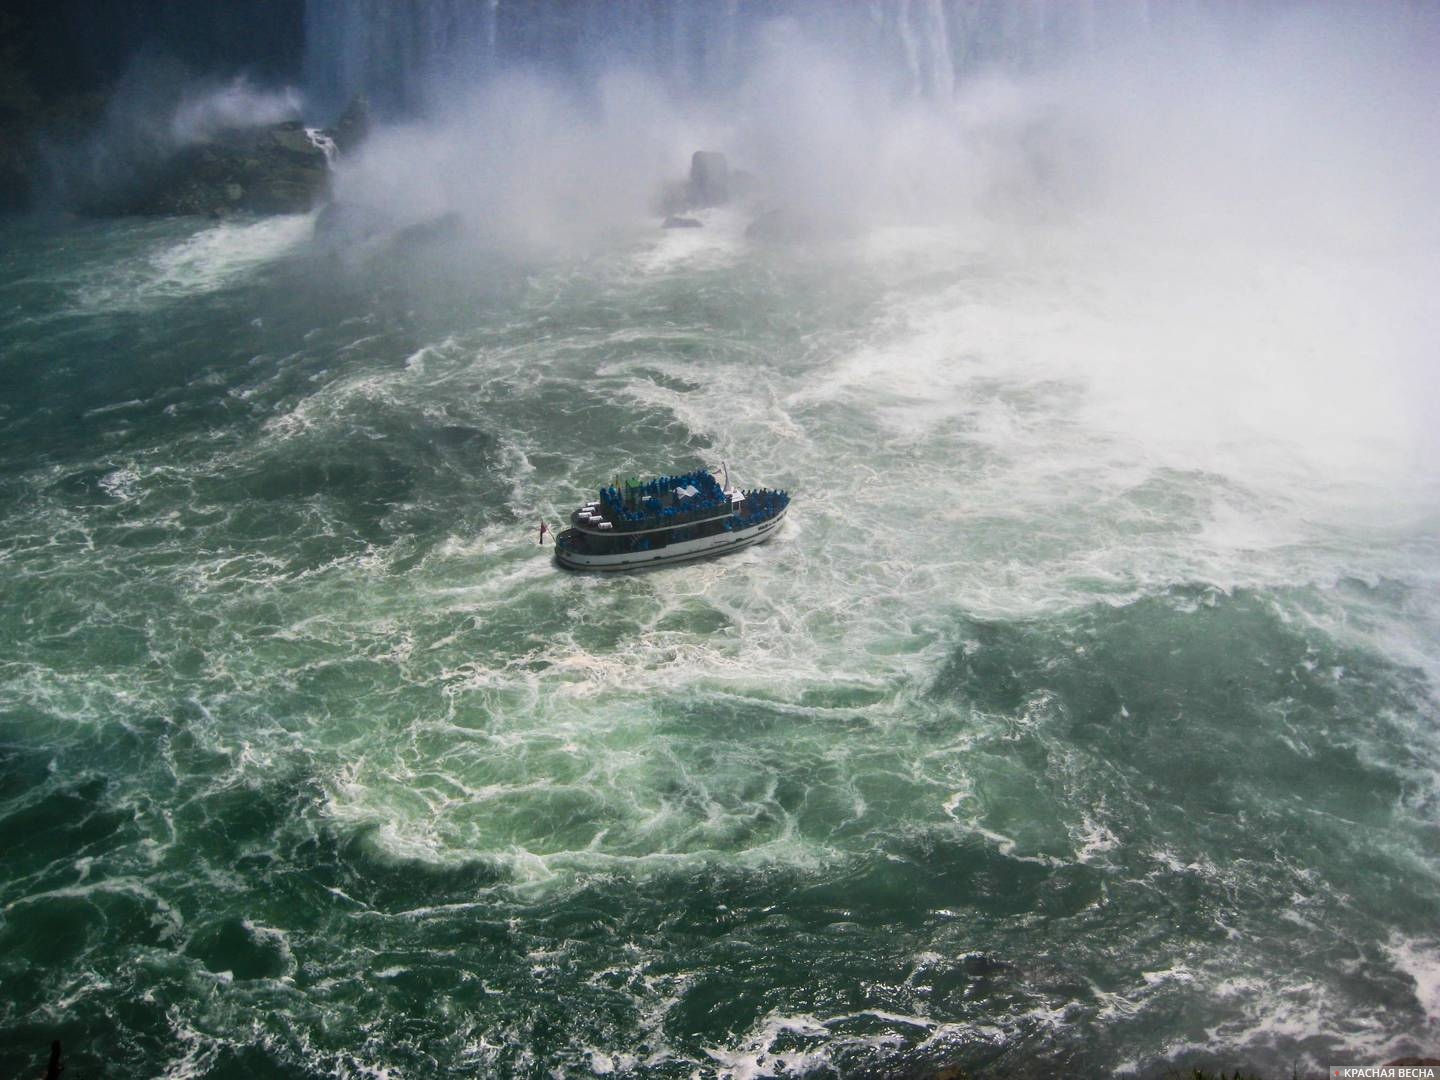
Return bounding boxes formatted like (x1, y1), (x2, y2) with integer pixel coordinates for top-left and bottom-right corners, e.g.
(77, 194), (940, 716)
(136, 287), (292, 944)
(1, 208), (1437, 1079)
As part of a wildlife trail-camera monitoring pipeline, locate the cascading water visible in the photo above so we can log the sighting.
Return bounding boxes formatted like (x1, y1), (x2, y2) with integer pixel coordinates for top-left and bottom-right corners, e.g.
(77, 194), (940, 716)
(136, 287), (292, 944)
(303, 126), (338, 165)
(301, 0), (1190, 115)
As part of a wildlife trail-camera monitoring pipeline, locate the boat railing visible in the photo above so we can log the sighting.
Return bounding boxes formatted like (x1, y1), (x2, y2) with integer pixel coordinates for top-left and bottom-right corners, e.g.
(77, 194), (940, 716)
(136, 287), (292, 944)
(588, 470), (738, 532)
(578, 474), (789, 534)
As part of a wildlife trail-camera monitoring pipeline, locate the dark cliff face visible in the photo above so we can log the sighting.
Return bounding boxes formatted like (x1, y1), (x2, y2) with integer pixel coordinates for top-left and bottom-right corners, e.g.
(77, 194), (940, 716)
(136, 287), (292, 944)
(79, 121), (331, 217)
(0, 0), (306, 212)
(5, 0), (305, 102)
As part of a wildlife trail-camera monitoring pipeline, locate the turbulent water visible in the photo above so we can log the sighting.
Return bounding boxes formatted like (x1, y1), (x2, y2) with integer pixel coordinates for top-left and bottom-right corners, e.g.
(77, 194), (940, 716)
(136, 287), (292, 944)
(1, 182), (1439, 1080)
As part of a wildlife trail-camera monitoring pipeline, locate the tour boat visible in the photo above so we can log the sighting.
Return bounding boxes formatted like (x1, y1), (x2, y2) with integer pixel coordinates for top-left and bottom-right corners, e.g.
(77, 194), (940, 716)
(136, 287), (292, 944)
(553, 469), (789, 571)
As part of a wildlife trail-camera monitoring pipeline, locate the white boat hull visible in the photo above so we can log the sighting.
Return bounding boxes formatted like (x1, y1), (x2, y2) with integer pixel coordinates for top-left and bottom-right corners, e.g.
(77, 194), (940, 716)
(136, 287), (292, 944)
(554, 509), (787, 571)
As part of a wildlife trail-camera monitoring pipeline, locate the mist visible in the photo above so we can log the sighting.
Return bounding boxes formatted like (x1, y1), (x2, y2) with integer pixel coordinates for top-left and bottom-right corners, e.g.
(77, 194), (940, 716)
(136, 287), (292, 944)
(42, 57), (305, 209)
(169, 76), (301, 145)
(6, 6), (1440, 1075)
(320, 2), (1440, 496)
(326, 4), (1439, 237)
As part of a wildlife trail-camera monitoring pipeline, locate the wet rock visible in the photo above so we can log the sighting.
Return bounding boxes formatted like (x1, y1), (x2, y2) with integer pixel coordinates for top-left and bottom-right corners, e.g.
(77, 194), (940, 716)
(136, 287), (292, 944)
(268, 122), (319, 156)
(656, 149), (733, 216)
(688, 150), (729, 208)
(84, 120), (330, 217)
(326, 94), (372, 154)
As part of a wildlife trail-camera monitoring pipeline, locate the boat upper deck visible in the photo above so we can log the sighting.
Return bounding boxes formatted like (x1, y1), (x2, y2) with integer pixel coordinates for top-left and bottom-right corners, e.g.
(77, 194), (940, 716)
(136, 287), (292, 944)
(571, 470), (737, 535)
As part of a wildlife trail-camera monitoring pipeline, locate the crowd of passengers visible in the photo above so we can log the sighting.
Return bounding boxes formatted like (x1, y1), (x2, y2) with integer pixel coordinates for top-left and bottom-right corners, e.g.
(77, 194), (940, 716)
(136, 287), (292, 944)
(588, 473), (790, 533)
(597, 471), (726, 525)
(731, 487), (789, 531)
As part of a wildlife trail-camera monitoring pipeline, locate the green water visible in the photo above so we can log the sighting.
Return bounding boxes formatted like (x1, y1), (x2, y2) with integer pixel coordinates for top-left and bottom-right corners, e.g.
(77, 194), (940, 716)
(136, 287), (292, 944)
(0, 211), (1437, 1078)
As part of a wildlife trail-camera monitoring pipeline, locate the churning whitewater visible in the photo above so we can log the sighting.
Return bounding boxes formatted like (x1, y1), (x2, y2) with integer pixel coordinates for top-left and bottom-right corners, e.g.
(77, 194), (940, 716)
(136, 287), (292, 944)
(2, 3), (1440, 1078)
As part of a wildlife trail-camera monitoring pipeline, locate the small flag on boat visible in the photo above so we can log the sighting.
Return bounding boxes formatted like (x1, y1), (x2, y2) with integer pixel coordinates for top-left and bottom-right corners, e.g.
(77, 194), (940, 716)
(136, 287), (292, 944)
(539, 521), (549, 545)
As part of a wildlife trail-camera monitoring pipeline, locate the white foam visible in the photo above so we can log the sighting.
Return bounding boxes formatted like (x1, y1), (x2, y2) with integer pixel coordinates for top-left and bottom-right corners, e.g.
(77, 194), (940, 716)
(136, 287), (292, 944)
(1073, 814), (1119, 863)
(628, 207), (750, 276)
(76, 214), (315, 310)
(702, 1013), (836, 1080)
(99, 467), (142, 501)
(1386, 934), (1440, 1026)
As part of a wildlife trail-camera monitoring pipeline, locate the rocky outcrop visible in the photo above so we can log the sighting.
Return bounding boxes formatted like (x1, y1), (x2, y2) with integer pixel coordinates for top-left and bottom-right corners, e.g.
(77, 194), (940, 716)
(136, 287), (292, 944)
(687, 150), (728, 208)
(328, 95), (371, 155)
(84, 120), (331, 216)
(89, 97), (372, 217)
(657, 150), (737, 217)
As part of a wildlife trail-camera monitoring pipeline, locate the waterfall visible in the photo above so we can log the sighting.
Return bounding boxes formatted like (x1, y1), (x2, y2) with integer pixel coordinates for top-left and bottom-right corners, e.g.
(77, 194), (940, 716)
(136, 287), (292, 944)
(304, 127), (338, 165)
(299, 0), (1187, 118)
